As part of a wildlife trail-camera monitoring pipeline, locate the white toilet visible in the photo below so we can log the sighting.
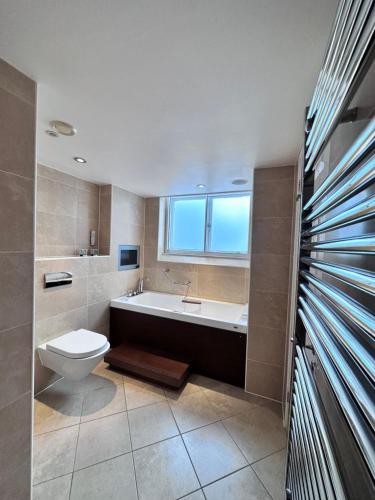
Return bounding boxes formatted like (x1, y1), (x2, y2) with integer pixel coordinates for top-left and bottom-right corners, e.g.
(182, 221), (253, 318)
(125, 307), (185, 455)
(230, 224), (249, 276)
(38, 329), (110, 381)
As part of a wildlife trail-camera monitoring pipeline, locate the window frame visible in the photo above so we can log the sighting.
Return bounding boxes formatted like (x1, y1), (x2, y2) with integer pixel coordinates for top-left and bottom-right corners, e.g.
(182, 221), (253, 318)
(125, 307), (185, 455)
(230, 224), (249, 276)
(164, 191), (251, 260)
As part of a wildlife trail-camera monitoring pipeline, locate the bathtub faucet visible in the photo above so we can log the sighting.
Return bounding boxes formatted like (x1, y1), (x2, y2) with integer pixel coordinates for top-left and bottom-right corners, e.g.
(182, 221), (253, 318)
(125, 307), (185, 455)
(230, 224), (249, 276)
(126, 277), (145, 297)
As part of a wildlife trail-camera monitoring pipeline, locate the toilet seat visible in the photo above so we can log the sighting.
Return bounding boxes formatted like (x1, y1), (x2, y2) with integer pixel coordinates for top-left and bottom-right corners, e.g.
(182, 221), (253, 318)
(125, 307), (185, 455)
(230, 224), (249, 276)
(46, 329), (108, 359)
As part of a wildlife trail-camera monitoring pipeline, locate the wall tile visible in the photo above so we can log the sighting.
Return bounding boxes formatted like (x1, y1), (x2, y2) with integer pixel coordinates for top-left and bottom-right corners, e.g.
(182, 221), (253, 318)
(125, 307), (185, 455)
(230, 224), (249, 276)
(0, 87), (35, 178)
(252, 178), (294, 218)
(251, 217), (292, 255)
(88, 255), (116, 275)
(88, 300), (110, 333)
(77, 187), (99, 219)
(0, 59), (34, 498)
(35, 277), (88, 321)
(35, 306), (88, 345)
(0, 171), (34, 252)
(76, 217), (99, 249)
(249, 290), (288, 330)
(250, 254), (290, 293)
(0, 324), (33, 410)
(0, 392), (32, 500)
(246, 165), (296, 401)
(246, 360), (283, 401)
(87, 273), (116, 305)
(0, 252), (33, 331)
(254, 165), (294, 183)
(34, 354), (61, 395)
(37, 175), (77, 217)
(198, 271), (246, 303)
(37, 164), (76, 188)
(0, 58), (35, 105)
(36, 212), (76, 247)
(246, 325), (286, 366)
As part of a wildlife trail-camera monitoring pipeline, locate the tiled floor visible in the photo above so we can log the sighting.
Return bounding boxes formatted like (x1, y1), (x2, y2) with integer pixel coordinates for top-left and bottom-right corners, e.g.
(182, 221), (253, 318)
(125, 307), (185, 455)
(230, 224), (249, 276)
(33, 362), (286, 500)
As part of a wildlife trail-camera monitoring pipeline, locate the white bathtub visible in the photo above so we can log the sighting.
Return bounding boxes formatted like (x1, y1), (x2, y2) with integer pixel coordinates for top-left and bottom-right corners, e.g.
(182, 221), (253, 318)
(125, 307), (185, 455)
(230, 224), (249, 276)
(111, 291), (248, 333)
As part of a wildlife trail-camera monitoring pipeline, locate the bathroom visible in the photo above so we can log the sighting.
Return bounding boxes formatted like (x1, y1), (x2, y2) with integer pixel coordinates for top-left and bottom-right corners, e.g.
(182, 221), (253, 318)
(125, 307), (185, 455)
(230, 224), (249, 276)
(1, 1), (374, 499)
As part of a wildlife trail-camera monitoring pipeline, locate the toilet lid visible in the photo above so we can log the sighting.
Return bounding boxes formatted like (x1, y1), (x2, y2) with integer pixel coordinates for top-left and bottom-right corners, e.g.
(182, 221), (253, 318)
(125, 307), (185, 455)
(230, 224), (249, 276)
(46, 329), (108, 359)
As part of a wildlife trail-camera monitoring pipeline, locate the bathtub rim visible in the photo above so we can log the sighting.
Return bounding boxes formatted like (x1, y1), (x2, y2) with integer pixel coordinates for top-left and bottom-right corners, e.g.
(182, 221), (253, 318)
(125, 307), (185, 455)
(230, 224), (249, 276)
(110, 291), (248, 333)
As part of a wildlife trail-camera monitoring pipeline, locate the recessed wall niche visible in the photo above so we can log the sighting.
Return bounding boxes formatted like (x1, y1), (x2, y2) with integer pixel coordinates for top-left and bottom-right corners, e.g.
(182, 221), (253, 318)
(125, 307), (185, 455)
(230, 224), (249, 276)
(36, 164), (111, 257)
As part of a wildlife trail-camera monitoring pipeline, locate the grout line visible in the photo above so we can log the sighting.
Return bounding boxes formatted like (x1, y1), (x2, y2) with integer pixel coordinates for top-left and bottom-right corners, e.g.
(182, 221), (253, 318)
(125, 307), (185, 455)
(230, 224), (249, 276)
(165, 389), (205, 495)
(32, 472), (73, 488)
(68, 397), (84, 499)
(0, 167), (34, 181)
(199, 464), (251, 492)
(250, 465), (275, 499)
(249, 446), (286, 466)
(33, 369), (284, 496)
(176, 488), (205, 499)
(123, 380), (140, 500)
(250, 446), (287, 500)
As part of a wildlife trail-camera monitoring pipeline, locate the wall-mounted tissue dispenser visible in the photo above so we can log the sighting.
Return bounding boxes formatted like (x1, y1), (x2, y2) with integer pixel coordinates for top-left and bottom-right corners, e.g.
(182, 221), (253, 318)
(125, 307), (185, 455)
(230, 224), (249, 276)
(44, 272), (73, 288)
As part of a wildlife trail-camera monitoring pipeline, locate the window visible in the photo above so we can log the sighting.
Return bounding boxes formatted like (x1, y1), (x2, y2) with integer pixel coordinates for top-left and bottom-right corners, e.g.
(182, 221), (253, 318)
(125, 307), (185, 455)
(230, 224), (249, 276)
(166, 192), (250, 258)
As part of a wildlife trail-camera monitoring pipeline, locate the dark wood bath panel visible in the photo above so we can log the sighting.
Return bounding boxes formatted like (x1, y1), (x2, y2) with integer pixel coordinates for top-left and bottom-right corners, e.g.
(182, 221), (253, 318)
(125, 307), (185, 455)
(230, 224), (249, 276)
(109, 307), (247, 387)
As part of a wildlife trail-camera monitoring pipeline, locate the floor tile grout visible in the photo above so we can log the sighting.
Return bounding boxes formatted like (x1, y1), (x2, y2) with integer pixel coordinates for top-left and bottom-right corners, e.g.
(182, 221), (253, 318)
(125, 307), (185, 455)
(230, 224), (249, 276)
(124, 381), (140, 500)
(68, 397), (83, 499)
(33, 366), (286, 498)
(166, 394), (207, 499)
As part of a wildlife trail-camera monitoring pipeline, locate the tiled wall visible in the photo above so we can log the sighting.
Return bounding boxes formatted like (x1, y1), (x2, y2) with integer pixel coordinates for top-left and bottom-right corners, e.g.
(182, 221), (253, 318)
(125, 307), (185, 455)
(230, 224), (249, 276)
(34, 185), (144, 393)
(143, 197), (249, 303)
(0, 58), (36, 499)
(36, 164), (109, 257)
(246, 165), (296, 401)
(98, 185), (112, 255)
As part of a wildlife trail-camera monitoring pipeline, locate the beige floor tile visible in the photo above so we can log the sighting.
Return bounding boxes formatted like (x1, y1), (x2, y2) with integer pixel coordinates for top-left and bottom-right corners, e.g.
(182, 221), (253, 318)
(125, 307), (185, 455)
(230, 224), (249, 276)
(134, 436), (200, 500)
(33, 426), (79, 484)
(128, 401), (179, 449)
(91, 361), (125, 385)
(51, 370), (121, 397)
(164, 380), (202, 402)
(169, 390), (219, 433)
(75, 412), (131, 470)
(182, 422), (247, 486)
(80, 383), (126, 422)
(202, 386), (262, 419)
(252, 448), (287, 500)
(182, 490), (205, 500)
(222, 403), (286, 463)
(124, 376), (166, 410)
(188, 373), (224, 391)
(204, 466), (271, 499)
(34, 391), (83, 435)
(33, 474), (72, 500)
(70, 453), (137, 500)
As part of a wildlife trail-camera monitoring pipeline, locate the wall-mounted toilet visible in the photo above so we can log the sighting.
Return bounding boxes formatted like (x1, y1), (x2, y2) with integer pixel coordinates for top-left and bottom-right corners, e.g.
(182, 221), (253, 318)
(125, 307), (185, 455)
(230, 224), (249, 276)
(38, 329), (110, 381)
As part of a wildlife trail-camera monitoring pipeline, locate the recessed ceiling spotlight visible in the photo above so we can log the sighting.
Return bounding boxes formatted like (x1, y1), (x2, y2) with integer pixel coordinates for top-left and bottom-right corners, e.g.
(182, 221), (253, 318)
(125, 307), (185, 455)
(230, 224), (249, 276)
(49, 120), (77, 136)
(232, 178), (248, 185)
(45, 129), (59, 137)
(73, 156), (87, 164)
(196, 184), (206, 188)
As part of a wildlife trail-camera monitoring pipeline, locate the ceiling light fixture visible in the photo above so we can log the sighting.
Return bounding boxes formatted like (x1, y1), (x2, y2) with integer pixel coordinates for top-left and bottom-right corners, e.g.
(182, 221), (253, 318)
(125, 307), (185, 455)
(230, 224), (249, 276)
(73, 156), (87, 164)
(232, 178), (248, 185)
(49, 120), (77, 136)
(196, 184), (206, 188)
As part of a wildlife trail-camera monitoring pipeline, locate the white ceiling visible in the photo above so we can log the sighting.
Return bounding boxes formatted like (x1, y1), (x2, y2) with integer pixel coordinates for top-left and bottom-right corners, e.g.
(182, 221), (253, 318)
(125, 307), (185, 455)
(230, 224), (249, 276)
(0, 0), (337, 196)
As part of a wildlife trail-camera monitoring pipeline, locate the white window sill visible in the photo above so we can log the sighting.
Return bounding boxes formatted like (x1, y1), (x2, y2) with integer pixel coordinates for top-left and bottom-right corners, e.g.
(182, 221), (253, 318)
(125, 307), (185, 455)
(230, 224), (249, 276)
(157, 252), (250, 268)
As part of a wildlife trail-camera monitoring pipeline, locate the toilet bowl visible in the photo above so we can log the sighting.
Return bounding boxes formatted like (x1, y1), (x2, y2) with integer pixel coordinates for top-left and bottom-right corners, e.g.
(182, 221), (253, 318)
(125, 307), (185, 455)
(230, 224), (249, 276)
(38, 329), (110, 381)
